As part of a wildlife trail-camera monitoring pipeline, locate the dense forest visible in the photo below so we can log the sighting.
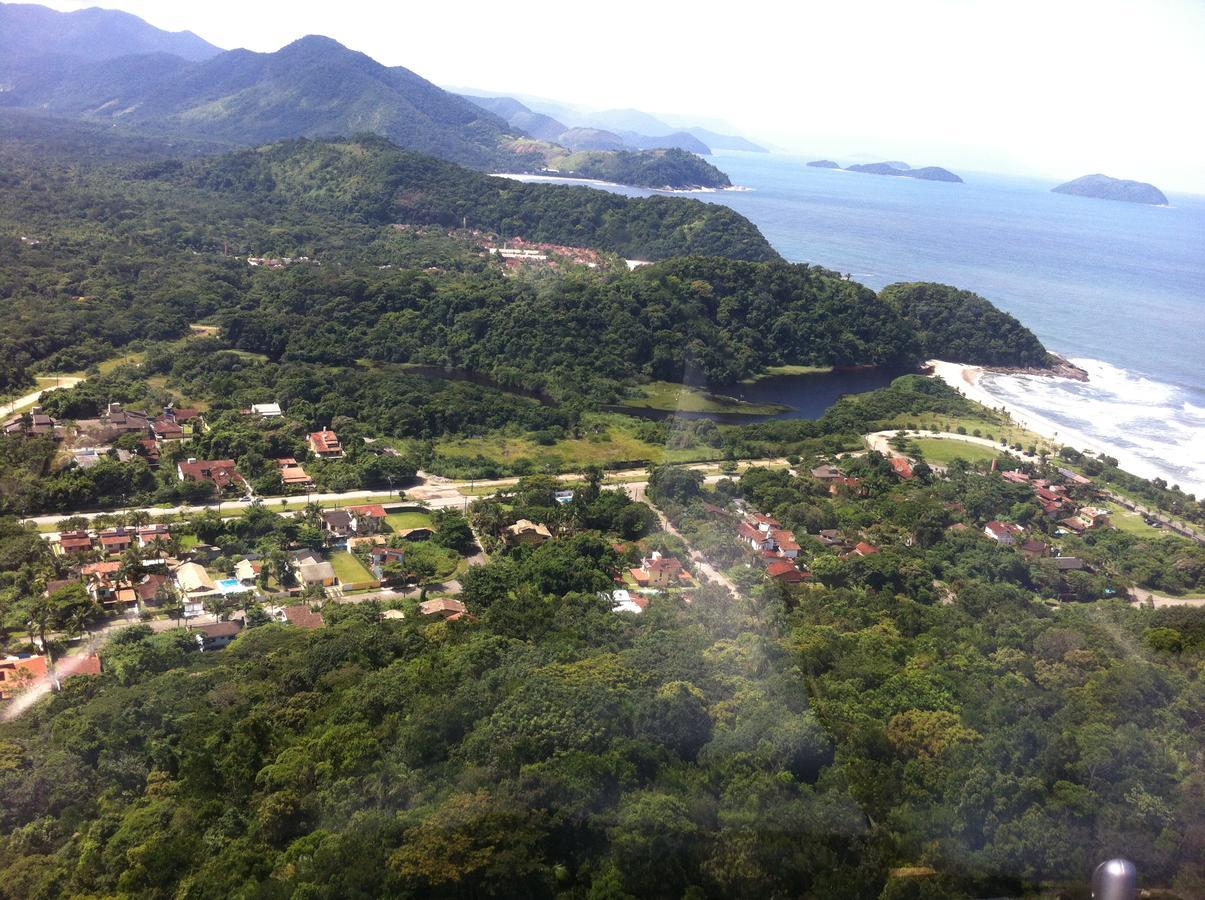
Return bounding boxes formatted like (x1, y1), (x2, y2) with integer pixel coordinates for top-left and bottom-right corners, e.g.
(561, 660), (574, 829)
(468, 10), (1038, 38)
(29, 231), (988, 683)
(554, 147), (732, 189)
(881, 282), (1050, 368)
(0, 453), (1202, 897)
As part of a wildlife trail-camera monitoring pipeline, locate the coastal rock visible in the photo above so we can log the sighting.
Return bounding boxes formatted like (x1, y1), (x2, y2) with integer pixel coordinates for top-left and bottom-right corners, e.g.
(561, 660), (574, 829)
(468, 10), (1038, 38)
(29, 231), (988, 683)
(985, 355), (1089, 381)
(1051, 174), (1168, 206)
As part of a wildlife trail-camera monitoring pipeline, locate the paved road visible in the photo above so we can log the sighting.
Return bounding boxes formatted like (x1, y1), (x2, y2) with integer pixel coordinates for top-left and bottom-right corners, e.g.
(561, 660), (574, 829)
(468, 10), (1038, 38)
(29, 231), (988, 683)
(1, 377), (84, 417)
(29, 459), (785, 537)
(864, 429), (1023, 458)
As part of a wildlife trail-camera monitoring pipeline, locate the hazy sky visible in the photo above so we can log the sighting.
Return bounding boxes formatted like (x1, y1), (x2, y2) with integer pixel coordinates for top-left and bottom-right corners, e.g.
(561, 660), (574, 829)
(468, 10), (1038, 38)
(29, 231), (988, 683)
(41, 0), (1205, 192)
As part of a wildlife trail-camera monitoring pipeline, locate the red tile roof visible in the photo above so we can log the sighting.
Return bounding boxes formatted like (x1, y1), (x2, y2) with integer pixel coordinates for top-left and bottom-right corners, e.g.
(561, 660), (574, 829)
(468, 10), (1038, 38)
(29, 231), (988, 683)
(178, 459), (242, 489)
(891, 456), (915, 479)
(853, 541), (881, 556)
(349, 504), (388, 518)
(282, 605), (325, 629)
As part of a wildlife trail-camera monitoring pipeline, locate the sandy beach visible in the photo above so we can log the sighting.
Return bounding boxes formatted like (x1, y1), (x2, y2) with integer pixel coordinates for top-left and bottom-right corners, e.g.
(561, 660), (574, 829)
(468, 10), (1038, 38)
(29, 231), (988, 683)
(929, 359), (1111, 460)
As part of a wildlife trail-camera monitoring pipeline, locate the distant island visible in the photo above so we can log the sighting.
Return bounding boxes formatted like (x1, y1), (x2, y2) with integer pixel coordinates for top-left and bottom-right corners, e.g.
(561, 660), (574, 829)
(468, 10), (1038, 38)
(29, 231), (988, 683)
(1051, 174), (1168, 206)
(846, 162), (963, 183)
(806, 159), (840, 169)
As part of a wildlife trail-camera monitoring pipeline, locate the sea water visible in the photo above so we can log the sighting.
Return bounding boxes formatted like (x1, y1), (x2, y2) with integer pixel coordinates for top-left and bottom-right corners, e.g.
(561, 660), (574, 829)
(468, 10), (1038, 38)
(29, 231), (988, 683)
(507, 152), (1205, 494)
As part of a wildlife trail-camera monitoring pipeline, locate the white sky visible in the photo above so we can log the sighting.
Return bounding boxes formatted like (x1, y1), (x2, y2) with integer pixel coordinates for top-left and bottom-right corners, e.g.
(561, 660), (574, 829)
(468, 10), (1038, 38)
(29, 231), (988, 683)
(39, 0), (1205, 192)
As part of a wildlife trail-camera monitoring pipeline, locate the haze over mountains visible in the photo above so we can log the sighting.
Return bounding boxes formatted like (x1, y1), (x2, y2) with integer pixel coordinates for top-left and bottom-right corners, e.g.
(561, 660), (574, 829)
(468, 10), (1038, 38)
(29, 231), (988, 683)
(459, 90), (769, 156)
(0, 1), (221, 63)
(0, 2), (758, 187)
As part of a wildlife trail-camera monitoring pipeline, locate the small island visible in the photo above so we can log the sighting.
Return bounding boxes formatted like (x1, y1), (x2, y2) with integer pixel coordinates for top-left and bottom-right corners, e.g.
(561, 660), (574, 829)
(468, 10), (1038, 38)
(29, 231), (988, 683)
(1051, 174), (1168, 206)
(806, 159), (840, 169)
(846, 162), (963, 183)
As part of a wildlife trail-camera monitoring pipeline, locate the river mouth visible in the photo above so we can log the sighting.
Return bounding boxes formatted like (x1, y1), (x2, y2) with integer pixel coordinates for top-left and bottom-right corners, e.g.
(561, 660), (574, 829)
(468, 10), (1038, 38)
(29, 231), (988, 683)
(611, 368), (905, 423)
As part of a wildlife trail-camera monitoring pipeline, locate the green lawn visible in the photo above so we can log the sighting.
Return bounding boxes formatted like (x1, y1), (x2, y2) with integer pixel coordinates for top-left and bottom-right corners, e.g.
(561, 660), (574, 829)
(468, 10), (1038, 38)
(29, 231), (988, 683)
(912, 437), (1002, 466)
(434, 412), (726, 472)
(1101, 502), (1174, 539)
(620, 381), (789, 415)
(329, 551), (374, 584)
(386, 510), (434, 532)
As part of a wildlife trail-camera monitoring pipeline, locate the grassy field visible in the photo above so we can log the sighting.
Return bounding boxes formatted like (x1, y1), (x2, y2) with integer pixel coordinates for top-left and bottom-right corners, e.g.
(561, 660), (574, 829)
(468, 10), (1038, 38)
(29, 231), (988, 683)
(739, 364), (833, 384)
(329, 551), (373, 584)
(912, 437), (1002, 466)
(434, 413), (726, 471)
(386, 510), (434, 532)
(620, 381), (789, 415)
(1101, 502), (1175, 539)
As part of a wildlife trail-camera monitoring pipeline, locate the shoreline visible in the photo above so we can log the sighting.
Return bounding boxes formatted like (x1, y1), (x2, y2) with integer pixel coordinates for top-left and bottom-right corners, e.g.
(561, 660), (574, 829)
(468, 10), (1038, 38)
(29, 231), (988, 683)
(488, 172), (750, 194)
(931, 358), (1205, 497)
(929, 358), (1108, 458)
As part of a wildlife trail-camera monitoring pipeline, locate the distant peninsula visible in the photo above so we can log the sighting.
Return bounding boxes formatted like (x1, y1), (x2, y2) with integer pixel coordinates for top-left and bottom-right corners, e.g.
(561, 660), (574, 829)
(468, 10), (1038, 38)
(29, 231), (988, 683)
(806, 159), (840, 169)
(1051, 174), (1168, 206)
(846, 162), (963, 183)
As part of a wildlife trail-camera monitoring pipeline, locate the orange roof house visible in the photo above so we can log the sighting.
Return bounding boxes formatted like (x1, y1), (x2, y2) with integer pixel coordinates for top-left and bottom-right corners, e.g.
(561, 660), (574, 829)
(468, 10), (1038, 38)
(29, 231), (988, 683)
(177, 458), (244, 492)
(308, 428), (344, 458)
(0, 655), (50, 699)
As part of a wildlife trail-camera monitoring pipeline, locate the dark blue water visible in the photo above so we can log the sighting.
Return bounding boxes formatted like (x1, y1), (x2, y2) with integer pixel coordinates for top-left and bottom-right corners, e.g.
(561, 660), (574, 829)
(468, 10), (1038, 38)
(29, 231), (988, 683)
(508, 155), (1205, 492)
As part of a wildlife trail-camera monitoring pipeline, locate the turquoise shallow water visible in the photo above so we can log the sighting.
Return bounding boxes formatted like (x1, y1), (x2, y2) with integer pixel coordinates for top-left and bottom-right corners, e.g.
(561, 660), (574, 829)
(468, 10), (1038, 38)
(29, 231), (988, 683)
(508, 154), (1205, 493)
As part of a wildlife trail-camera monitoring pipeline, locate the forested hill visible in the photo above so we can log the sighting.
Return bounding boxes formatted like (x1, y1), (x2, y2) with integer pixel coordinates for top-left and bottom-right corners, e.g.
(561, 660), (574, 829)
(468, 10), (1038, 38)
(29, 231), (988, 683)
(554, 147), (731, 190)
(175, 136), (775, 261)
(881, 282), (1051, 368)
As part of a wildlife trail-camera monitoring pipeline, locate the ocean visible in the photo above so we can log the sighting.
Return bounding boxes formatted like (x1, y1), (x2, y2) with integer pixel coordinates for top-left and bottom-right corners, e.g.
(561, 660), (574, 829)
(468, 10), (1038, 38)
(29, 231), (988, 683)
(508, 153), (1205, 494)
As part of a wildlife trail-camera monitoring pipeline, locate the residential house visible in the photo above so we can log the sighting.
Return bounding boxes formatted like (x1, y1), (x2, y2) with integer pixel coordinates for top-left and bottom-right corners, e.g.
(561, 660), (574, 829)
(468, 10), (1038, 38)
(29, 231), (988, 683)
(97, 527), (134, 556)
(766, 559), (806, 583)
(1059, 517), (1087, 535)
(1076, 507), (1111, 530)
(890, 456), (915, 479)
(308, 428), (344, 459)
(137, 523), (172, 548)
(1057, 467), (1093, 486)
(851, 541), (881, 557)
(44, 578), (74, 597)
(234, 558), (261, 586)
(276, 605), (325, 629)
(321, 509), (356, 538)
(1001, 470), (1031, 485)
(610, 589), (649, 614)
(984, 521), (1024, 545)
(135, 573), (174, 606)
(830, 475), (864, 496)
(1019, 539), (1050, 559)
(369, 546), (406, 580)
(57, 529), (94, 556)
(630, 552), (686, 589)
(190, 621), (243, 652)
(293, 550), (336, 587)
(101, 402), (152, 435)
(347, 505), (388, 534)
(0, 655), (49, 699)
(771, 530), (801, 559)
(150, 414), (185, 442)
(1053, 556), (1087, 571)
(504, 519), (552, 547)
(811, 464), (842, 481)
(276, 458), (315, 490)
(177, 458), (244, 494)
(173, 562), (217, 595)
(246, 403), (283, 418)
(814, 529), (850, 551)
(737, 522), (775, 552)
(419, 598), (468, 620)
(81, 560), (125, 606)
(137, 439), (161, 467)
